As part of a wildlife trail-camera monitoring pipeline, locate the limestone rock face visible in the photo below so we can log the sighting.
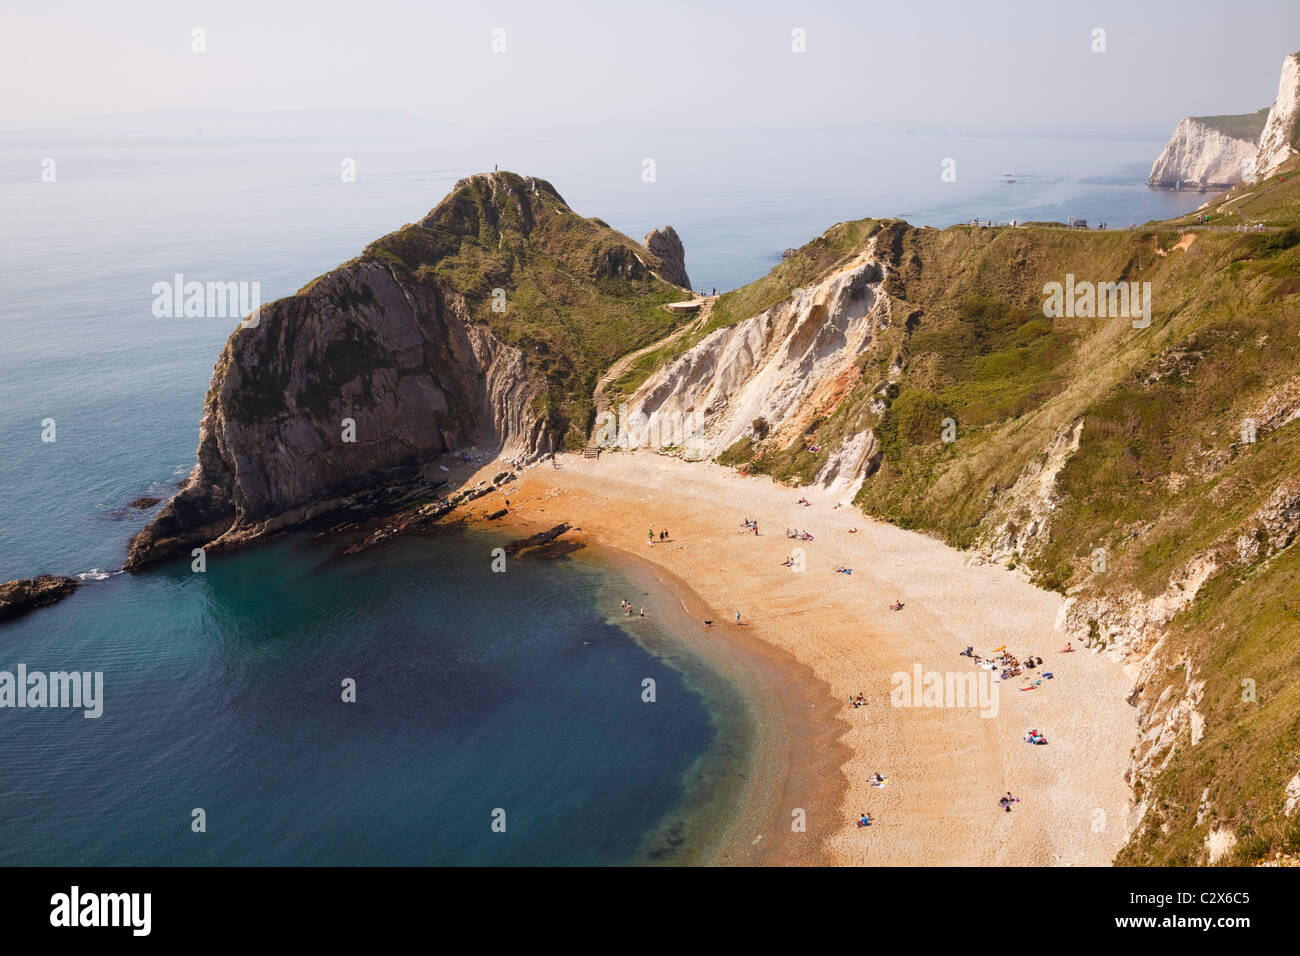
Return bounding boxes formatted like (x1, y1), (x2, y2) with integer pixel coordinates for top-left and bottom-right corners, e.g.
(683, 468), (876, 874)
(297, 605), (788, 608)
(644, 225), (691, 289)
(127, 261), (546, 567)
(128, 171), (678, 568)
(1147, 114), (1264, 189)
(1248, 51), (1300, 183)
(622, 244), (888, 500)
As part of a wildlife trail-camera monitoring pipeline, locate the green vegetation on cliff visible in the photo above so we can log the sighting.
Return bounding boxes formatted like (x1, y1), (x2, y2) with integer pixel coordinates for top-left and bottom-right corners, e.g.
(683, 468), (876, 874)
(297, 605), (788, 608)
(645, 165), (1300, 866)
(1193, 107), (1270, 143)
(357, 172), (684, 447)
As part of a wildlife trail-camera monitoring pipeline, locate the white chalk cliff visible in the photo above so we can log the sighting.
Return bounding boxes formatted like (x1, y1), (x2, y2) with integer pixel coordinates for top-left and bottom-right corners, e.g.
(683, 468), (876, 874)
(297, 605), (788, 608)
(623, 241), (889, 500)
(1246, 51), (1300, 183)
(1147, 114), (1264, 189)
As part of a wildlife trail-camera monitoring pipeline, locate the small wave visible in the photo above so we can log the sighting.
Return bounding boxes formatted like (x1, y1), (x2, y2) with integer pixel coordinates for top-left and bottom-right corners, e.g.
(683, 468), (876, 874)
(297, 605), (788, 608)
(76, 568), (121, 582)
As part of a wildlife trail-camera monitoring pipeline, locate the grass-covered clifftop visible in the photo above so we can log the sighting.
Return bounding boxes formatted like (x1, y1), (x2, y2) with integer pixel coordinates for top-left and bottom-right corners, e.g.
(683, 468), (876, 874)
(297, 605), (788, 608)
(335, 171), (683, 447)
(634, 161), (1300, 865)
(1194, 107), (1271, 142)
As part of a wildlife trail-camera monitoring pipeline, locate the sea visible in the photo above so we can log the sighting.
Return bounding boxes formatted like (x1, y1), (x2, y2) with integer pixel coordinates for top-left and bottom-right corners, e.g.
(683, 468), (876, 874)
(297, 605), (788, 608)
(0, 112), (1213, 865)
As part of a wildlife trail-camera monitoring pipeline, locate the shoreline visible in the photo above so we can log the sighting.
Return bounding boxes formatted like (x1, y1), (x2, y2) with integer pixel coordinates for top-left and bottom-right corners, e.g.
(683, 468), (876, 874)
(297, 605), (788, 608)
(455, 451), (1137, 866)
(554, 537), (849, 865)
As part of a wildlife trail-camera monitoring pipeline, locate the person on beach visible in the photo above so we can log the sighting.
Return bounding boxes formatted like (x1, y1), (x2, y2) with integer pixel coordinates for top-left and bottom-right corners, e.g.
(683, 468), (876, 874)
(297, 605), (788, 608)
(735, 610), (741, 625)
(639, 606), (645, 617)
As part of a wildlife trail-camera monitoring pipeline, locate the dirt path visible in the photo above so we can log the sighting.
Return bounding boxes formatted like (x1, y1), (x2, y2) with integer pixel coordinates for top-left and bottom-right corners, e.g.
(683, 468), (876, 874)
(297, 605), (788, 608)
(583, 296), (717, 457)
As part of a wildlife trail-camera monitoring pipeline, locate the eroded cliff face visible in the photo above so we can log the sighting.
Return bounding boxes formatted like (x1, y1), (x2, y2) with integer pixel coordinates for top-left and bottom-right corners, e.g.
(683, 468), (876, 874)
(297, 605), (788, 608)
(1147, 115), (1264, 189)
(128, 260), (547, 567)
(622, 243), (888, 499)
(129, 171), (681, 567)
(1247, 51), (1300, 183)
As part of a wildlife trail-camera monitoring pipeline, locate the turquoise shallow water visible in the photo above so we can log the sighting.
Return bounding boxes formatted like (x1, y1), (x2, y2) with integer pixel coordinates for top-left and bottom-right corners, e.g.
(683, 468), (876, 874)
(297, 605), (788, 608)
(0, 529), (732, 865)
(0, 116), (1213, 864)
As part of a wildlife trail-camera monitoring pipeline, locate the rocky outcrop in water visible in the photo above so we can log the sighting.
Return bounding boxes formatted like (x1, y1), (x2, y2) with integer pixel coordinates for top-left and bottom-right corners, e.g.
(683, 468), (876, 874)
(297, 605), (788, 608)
(0, 575), (80, 623)
(644, 225), (691, 289)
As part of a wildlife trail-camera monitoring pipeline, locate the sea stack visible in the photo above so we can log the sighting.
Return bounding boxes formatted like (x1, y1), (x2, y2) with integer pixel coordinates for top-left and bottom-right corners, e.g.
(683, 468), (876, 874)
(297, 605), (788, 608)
(644, 225), (692, 289)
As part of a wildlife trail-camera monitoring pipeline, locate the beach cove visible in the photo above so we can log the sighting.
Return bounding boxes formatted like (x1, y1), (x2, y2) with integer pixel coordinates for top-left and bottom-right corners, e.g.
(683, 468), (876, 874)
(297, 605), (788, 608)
(460, 452), (1137, 866)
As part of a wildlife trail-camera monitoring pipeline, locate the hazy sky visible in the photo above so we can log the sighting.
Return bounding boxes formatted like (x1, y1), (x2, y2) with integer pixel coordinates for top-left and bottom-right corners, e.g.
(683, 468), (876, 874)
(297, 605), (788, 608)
(3, 0), (1298, 130)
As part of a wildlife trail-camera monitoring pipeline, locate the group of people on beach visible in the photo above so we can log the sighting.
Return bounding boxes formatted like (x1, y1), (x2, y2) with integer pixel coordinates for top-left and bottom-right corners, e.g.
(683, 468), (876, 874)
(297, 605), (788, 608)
(619, 599), (645, 618)
(740, 519), (759, 535)
(848, 691), (868, 709)
(960, 644), (1048, 683)
(785, 528), (814, 540)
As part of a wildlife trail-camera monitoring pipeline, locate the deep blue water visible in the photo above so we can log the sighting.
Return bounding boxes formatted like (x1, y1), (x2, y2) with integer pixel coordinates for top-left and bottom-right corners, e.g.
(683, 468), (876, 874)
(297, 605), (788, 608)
(0, 115), (1214, 864)
(0, 530), (724, 865)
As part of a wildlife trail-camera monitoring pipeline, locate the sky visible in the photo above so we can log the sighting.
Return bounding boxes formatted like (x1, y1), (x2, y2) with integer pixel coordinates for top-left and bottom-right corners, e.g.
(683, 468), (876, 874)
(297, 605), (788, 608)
(1, 0), (1298, 131)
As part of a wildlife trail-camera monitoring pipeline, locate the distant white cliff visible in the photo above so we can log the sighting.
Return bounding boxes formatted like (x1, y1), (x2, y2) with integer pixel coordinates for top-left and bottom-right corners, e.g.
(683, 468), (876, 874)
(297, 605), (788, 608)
(1146, 113), (1265, 189)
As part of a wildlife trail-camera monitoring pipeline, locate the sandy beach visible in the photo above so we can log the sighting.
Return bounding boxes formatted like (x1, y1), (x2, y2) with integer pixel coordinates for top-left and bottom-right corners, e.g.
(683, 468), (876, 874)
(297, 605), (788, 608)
(455, 452), (1136, 866)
